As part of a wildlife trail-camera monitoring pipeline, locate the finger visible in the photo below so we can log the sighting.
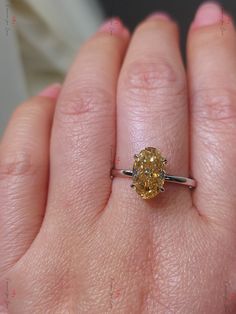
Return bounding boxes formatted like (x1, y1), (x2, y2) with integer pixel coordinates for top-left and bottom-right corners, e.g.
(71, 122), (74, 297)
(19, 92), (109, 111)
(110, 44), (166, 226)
(187, 2), (236, 223)
(115, 14), (190, 206)
(46, 19), (130, 228)
(0, 84), (60, 275)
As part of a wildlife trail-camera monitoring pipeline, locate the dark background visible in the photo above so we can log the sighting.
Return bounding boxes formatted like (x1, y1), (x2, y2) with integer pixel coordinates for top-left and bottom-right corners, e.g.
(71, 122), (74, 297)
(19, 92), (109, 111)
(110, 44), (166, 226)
(99, 0), (234, 58)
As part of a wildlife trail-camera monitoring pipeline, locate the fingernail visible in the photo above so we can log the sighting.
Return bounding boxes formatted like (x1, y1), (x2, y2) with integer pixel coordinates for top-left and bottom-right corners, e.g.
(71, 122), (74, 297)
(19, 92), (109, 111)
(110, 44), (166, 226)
(38, 83), (61, 99)
(98, 17), (129, 37)
(192, 2), (223, 28)
(146, 12), (172, 21)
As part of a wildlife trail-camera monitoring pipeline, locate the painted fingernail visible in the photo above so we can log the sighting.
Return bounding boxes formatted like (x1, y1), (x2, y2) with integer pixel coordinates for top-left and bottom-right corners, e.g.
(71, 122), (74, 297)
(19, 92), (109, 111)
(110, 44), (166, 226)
(38, 83), (61, 99)
(146, 12), (171, 21)
(98, 17), (129, 37)
(192, 2), (223, 27)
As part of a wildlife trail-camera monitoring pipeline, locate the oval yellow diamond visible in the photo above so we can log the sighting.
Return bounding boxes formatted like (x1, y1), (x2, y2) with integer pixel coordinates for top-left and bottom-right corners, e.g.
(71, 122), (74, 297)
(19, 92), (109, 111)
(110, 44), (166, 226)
(132, 147), (166, 199)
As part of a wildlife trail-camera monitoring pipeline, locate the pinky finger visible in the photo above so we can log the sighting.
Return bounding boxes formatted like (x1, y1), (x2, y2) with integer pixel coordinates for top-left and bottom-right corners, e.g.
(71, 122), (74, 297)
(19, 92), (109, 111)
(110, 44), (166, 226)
(0, 83), (60, 276)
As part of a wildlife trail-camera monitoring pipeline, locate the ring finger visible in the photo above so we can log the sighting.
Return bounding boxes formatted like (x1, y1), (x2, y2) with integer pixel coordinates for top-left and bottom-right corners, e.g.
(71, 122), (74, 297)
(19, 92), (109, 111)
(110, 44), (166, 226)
(114, 14), (190, 209)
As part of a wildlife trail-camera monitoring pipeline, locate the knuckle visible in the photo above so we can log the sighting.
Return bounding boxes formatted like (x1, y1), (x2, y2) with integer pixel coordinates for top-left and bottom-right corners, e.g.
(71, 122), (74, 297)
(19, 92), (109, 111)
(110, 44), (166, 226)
(57, 86), (113, 124)
(123, 59), (183, 96)
(0, 152), (39, 179)
(193, 87), (236, 125)
(121, 59), (186, 117)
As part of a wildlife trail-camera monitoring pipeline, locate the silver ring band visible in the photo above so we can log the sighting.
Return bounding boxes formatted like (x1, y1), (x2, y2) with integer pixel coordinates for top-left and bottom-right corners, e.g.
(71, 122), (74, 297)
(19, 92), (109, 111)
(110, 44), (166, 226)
(111, 169), (196, 189)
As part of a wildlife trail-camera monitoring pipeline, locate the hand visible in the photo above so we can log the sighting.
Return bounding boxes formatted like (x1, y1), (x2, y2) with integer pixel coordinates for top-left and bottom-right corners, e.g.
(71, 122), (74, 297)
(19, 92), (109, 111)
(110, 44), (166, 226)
(1, 2), (236, 313)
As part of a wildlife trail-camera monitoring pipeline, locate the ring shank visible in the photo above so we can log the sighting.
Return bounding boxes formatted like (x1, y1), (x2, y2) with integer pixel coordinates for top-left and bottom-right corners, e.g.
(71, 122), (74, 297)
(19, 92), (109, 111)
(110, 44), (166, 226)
(111, 169), (196, 188)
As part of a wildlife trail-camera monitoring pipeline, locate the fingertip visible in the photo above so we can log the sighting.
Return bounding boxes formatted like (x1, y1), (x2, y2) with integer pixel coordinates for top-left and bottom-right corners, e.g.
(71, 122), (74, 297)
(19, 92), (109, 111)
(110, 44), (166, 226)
(98, 17), (130, 39)
(146, 12), (172, 22)
(38, 83), (61, 99)
(192, 2), (222, 28)
(190, 1), (234, 31)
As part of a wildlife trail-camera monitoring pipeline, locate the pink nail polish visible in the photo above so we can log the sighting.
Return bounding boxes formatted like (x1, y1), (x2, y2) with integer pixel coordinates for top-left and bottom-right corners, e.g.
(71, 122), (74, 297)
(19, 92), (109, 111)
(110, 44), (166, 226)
(98, 17), (129, 37)
(192, 2), (223, 28)
(146, 12), (171, 21)
(38, 83), (61, 99)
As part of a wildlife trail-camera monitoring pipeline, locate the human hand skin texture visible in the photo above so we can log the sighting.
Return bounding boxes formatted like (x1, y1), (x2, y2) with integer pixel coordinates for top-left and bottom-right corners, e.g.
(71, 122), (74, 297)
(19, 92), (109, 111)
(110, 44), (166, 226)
(1, 2), (236, 313)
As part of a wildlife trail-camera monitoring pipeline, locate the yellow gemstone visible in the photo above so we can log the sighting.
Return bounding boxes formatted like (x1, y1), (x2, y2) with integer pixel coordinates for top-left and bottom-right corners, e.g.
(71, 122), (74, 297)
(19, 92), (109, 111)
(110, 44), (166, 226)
(132, 147), (166, 199)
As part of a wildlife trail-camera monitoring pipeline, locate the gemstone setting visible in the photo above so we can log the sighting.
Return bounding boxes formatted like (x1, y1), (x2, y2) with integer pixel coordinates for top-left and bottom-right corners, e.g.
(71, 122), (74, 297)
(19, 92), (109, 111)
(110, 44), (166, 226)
(132, 147), (166, 199)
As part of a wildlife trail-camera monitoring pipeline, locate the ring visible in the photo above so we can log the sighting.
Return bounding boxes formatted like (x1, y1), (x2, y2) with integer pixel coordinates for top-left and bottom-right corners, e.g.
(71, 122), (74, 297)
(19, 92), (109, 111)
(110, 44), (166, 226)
(111, 147), (196, 200)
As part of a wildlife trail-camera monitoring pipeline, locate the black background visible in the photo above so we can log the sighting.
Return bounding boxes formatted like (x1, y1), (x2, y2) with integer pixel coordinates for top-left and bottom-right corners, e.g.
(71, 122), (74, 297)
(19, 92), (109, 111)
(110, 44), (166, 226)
(98, 0), (234, 59)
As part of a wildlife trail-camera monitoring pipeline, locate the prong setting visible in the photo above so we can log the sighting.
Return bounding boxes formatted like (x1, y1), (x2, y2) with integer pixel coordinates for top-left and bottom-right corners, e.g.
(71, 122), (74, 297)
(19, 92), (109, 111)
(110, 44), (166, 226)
(132, 147), (167, 199)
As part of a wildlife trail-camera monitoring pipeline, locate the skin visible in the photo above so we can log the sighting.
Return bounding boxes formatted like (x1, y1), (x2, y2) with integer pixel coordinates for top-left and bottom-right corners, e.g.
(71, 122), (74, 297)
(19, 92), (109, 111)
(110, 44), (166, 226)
(1, 3), (236, 313)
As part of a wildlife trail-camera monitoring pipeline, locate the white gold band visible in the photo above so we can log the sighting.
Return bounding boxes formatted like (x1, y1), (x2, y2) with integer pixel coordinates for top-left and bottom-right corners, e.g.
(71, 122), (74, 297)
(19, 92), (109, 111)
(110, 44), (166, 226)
(111, 169), (196, 188)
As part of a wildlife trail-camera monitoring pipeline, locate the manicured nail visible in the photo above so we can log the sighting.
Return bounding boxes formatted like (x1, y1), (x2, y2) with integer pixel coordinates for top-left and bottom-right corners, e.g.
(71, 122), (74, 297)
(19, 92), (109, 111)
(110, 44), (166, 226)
(146, 12), (171, 21)
(98, 17), (129, 37)
(192, 2), (223, 27)
(38, 83), (61, 99)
